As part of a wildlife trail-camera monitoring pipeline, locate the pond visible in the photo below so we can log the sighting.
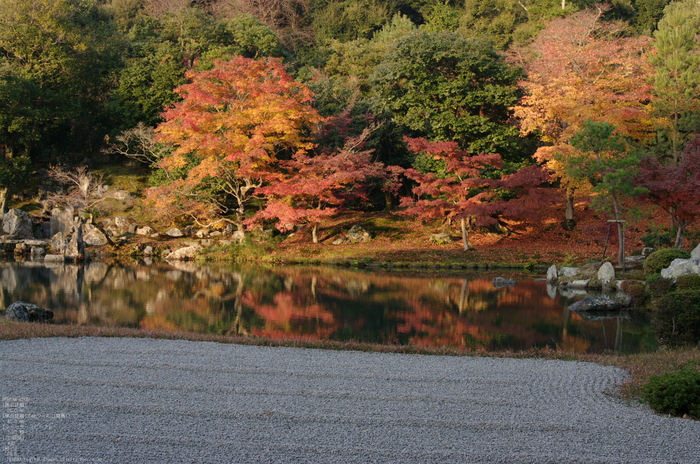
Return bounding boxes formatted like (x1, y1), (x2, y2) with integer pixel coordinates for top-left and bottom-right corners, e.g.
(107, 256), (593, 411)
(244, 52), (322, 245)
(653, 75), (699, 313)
(0, 260), (656, 353)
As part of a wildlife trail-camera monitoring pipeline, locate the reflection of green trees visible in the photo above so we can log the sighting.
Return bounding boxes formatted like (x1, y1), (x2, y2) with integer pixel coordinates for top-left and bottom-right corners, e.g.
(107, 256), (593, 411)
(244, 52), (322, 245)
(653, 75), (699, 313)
(0, 262), (657, 353)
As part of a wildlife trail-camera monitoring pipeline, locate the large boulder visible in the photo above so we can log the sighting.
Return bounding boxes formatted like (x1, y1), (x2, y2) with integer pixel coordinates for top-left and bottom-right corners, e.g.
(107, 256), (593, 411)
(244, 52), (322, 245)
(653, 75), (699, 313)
(661, 258), (700, 280)
(64, 224), (85, 261)
(597, 262), (615, 284)
(546, 265), (558, 282)
(692, 243), (700, 259)
(4, 301), (54, 322)
(50, 207), (75, 237)
(83, 226), (109, 246)
(2, 209), (33, 239)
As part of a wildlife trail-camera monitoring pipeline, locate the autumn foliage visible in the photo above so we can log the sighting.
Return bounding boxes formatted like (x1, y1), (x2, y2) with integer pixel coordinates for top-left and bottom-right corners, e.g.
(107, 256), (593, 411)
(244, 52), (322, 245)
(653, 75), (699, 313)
(398, 137), (550, 250)
(248, 127), (389, 242)
(147, 57), (323, 232)
(511, 8), (656, 223)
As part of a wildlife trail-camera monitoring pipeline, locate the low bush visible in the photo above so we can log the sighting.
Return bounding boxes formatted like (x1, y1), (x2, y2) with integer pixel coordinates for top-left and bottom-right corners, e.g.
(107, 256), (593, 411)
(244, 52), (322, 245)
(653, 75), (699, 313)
(651, 290), (700, 347)
(648, 276), (675, 295)
(676, 274), (700, 291)
(642, 368), (700, 418)
(620, 280), (648, 306)
(643, 248), (691, 276)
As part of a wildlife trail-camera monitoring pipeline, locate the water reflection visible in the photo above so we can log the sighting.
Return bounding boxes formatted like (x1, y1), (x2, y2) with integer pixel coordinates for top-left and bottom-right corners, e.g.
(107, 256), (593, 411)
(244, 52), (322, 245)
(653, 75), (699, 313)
(0, 261), (656, 353)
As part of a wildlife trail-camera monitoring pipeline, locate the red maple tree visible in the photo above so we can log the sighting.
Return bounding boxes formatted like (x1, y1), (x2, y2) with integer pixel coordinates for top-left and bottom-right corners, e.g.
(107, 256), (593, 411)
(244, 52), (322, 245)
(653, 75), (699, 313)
(636, 137), (700, 248)
(249, 127), (388, 242)
(397, 137), (550, 250)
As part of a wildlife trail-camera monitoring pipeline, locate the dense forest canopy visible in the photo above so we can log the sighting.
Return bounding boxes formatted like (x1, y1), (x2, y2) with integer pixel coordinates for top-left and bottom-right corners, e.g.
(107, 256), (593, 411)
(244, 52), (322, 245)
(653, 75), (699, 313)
(1, 0), (699, 247)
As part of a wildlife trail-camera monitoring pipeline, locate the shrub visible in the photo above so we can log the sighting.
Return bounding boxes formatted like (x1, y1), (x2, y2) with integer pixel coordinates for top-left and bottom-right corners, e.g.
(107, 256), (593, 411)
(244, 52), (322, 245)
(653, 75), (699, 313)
(676, 274), (700, 291)
(643, 248), (691, 276)
(620, 280), (648, 306)
(651, 290), (700, 346)
(648, 276), (675, 295)
(642, 368), (700, 418)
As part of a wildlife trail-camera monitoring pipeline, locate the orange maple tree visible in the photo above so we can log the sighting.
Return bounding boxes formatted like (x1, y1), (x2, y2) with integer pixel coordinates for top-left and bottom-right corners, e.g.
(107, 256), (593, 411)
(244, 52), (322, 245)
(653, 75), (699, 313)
(510, 8), (656, 228)
(147, 56), (323, 236)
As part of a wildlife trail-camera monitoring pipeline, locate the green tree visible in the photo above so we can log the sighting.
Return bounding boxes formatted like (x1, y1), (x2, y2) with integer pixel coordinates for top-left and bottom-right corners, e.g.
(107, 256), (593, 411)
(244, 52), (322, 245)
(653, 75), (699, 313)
(564, 120), (646, 264)
(649, 0), (700, 162)
(0, 0), (122, 160)
(371, 30), (523, 160)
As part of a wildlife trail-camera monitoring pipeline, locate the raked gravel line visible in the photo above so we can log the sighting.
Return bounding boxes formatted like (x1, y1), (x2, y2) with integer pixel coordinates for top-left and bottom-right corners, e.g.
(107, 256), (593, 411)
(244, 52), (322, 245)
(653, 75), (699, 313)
(1, 337), (698, 464)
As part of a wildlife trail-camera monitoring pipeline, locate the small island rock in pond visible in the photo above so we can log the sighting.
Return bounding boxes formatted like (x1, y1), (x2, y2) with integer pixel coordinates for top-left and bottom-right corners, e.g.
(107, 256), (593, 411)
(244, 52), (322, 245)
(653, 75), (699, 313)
(569, 296), (623, 312)
(4, 301), (54, 322)
(492, 277), (517, 288)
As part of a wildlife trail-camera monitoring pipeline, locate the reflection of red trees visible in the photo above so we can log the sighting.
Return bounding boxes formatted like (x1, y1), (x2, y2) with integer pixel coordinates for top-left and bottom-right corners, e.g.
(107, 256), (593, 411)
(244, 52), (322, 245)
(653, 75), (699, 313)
(242, 291), (337, 339)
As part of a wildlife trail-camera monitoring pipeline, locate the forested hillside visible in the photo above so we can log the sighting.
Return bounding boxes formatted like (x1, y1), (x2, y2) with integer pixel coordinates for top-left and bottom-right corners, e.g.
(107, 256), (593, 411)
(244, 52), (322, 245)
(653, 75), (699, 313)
(1, 0), (699, 252)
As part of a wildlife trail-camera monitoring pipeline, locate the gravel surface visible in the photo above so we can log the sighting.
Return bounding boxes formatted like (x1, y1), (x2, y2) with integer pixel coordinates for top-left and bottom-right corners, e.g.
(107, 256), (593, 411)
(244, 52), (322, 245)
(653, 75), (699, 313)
(1, 337), (698, 464)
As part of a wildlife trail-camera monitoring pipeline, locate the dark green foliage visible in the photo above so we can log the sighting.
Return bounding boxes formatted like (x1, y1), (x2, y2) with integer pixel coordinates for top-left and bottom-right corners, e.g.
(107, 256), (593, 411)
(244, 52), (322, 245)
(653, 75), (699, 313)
(651, 290), (700, 346)
(644, 248), (691, 275)
(371, 30), (523, 160)
(0, 0), (124, 160)
(648, 275), (674, 295)
(642, 367), (700, 417)
(631, 0), (671, 34)
(676, 274), (700, 291)
(641, 225), (674, 248)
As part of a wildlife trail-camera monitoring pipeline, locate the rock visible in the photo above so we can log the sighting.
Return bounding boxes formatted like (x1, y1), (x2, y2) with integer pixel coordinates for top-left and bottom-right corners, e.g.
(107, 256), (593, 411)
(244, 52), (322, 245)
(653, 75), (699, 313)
(559, 267), (580, 278)
(83, 227), (109, 246)
(4, 301), (53, 322)
(564, 279), (591, 289)
(642, 247), (655, 257)
(2, 209), (33, 239)
(64, 224), (85, 261)
(230, 230), (245, 243)
(546, 265), (558, 282)
(143, 246), (153, 256)
(195, 228), (210, 238)
(50, 207), (74, 237)
(136, 226), (154, 236)
(430, 233), (453, 244)
(113, 190), (131, 201)
(114, 216), (130, 231)
(51, 232), (67, 254)
(44, 254), (65, 262)
(165, 245), (200, 261)
(166, 228), (184, 238)
(569, 296), (623, 312)
(661, 258), (700, 280)
(331, 237), (345, 245)
(30, 246), (45, 258)
(346, 225), (372, 243)
(209, 231), (222, 237)
(14, 243), (27, 255)
(692, 244), (700, 259)
(597, 262), (615, 284)
(492, 277), (517, 288)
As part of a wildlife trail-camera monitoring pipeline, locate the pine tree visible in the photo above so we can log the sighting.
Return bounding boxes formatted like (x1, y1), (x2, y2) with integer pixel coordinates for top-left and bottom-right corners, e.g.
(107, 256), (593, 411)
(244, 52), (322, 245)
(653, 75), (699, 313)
(650, 0), (700, 162)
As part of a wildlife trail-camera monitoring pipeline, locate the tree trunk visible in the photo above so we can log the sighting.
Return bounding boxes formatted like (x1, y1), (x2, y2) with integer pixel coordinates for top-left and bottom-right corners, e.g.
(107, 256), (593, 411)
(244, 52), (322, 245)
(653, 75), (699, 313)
(611, 193), (625, 266)
(384, 191), (394, 210)
(312, 224), (318, 244)
(563, 188), (576, 230)
(674, 222), (685, 249)
(460, 218), (469, 251)
(0, 186), (7, 216)
(235, 211), (246, 243)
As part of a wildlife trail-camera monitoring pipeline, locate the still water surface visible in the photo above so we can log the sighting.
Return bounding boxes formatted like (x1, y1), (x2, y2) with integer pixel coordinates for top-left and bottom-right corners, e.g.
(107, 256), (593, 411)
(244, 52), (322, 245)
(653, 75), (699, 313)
(1, 261), (656, 353)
